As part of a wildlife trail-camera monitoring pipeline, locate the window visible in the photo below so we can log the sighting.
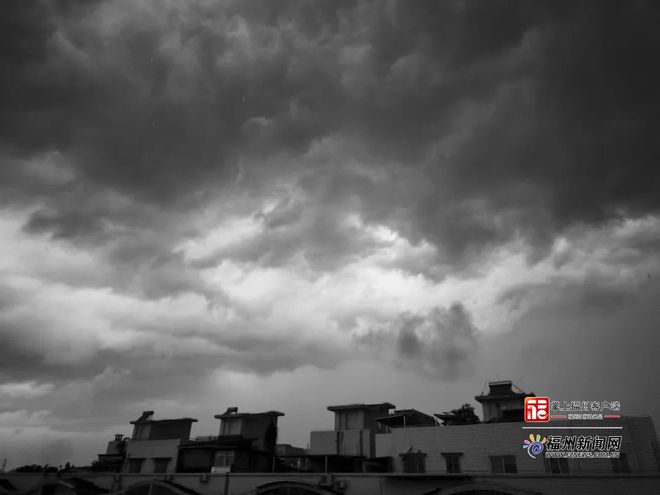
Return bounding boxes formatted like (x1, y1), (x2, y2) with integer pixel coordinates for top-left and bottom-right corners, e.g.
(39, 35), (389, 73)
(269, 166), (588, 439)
(152, 458), (170, 473)
(215, 451), (235, 468)
(221, 418), (241, 436)
(489, 455), (517, 473)
(127, 458), (144, 473)
(544, 456), (569, 474)
(400, 450), (427, 473)
(611, 453), (631, 473)
(442, 452), (462, 473)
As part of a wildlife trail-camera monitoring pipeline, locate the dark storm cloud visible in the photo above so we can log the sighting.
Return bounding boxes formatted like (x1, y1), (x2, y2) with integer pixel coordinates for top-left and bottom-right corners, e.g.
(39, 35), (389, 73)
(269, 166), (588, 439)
(397, 304), (478, 379)
(2, 1), (660, 467)
(338, 0), (660, 262)
(1, 0), (342, 205)
(2, 0), (658, 260)
(189, 162), (425, 270)
(0, 0), (656, 396)
(355, 303), (479, 380)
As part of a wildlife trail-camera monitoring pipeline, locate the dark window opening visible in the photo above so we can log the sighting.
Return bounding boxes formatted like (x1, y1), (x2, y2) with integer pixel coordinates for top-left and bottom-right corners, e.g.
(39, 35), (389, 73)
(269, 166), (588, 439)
(611, 453), (631, 473)
(127, 458), (144, 473)
(489, 455), (517, 473)
(215, 451), (235, 468)
(400, 450), (427, 473)
(442, 452), (462, 473)
(152, 458), (170, 473)
(544, 456), (569, 474)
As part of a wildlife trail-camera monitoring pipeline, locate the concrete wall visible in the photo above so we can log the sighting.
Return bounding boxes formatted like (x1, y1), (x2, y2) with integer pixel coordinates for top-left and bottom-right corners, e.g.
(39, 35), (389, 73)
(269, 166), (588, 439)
(339, 429), (371, 457)
(362, 409), (391, 434)
(310, 430), (338, 455)
(3, 471), (660, 495)
(149, 422), (193, 441)
(177, 447), (215, 473)
(131, 424), (151, 440)
(380, 422), (548, 474)
(375, 433), (393, 458)
(132, 422), (192, 442)
(479, 398), (524, 423)
(105, 439), (125, 455)
(124, 439), (181, 473)
(375, 416), (660, 475)
(334, 410), (365, 431)
(310, 429), (372, 457)
(239, 416), (278, 451)
(626, 416), (660, 472)
(332, 407), (391, 433)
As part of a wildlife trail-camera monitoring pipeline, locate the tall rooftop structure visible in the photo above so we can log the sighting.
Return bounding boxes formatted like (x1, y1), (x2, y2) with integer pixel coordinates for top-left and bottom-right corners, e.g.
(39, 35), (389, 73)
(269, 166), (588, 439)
(130, 410), (198, 441)
(177, 408), (285, 474)
(121, 410), (199, 474)
(474, 380), (534, 423)
(326, 403), (395, 432)
(309, 402), (395, 466)
(375, 409), (437, 429)
(213, 408), (284, 453)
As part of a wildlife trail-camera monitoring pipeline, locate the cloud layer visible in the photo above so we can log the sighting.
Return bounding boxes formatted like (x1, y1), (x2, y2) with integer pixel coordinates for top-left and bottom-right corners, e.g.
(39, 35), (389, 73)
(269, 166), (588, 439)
(1, 0), (659, 468)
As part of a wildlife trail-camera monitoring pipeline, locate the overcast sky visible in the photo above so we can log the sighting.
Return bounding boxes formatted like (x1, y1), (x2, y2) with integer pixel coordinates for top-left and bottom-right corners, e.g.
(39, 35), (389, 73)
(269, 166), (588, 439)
(1, 0), (659, 469)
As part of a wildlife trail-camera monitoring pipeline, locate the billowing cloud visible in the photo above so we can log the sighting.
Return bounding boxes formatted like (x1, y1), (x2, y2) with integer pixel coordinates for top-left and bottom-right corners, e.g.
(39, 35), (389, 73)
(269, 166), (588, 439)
(1, 0), (659, 470)
(355, 303), (479, 379)
(396, 304), (478, 377)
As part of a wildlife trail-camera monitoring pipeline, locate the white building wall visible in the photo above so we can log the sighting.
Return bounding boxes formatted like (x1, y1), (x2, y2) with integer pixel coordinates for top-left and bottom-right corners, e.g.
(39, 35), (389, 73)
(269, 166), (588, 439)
(309, 430), (338, 455)
(376, 416), (659, 475)
(124, 438), (181, 473)
(310, 429), (373, 457)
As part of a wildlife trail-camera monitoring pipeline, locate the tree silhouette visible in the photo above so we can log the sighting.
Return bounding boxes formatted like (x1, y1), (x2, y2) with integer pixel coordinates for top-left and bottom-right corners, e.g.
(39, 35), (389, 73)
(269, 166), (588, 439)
(437, 403), (480, 425)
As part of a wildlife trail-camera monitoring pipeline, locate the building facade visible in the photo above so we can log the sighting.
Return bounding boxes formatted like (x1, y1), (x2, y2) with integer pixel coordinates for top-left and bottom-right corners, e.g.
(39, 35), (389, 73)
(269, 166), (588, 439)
(17, 380), (659, 494)
(375, 415), (660, 475)
(475, 380), (535, 423)
(310, 402), (394, 458)
(177, 408), (284, 474)
(122, 411), (198, 474)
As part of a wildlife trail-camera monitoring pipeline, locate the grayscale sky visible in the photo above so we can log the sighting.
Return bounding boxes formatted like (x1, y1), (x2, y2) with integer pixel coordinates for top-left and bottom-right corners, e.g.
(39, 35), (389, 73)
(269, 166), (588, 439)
(1, 0), (659, 469)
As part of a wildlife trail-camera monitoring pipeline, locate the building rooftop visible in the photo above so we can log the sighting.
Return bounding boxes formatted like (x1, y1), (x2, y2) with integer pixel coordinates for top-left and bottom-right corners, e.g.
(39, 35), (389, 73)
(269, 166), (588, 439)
(130, 410), (198, 425)
(375, 409), (437, 427)
(179, 435), (253, 449)
(474, 381), (533, 402)
(327, 402), (395, 412)
(214, 408), (284, 420)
